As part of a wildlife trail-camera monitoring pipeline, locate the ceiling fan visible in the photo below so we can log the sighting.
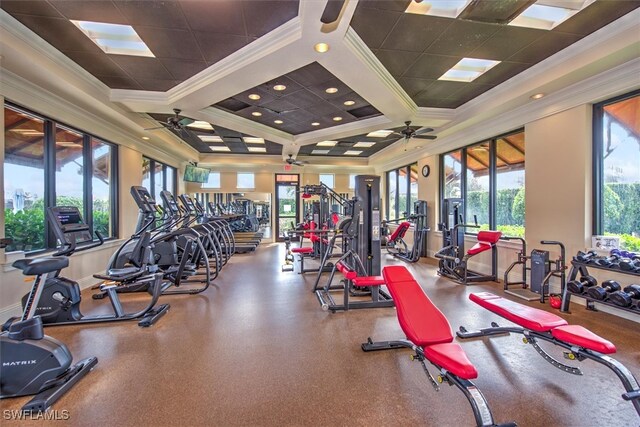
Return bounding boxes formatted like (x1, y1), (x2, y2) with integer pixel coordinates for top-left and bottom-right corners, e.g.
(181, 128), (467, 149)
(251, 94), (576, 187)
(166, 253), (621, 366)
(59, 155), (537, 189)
(390, 121), (437, 142)
(145, 109), (195, 134)
(285, 154), (307, 166)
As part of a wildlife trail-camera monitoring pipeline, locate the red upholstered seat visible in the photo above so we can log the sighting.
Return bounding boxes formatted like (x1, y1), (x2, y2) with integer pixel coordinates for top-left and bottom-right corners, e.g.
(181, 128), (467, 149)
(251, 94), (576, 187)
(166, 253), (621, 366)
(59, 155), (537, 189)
(291, 247), (313, 254)
(336, 262), (357, 280)
(477, 230), (502, 244)
(467, 241), (492, 256)
(469, 292), (568, 333)
(424, 343), (478, 380)
(551, 325), (616, 354)
(382, 266), (453, 346)
(390, 222), (411, 241)
(352, 275), (385, 287)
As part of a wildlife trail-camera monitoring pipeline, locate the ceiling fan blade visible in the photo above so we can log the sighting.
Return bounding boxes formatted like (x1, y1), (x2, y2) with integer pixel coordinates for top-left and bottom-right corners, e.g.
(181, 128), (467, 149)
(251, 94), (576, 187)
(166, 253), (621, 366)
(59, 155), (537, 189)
(413, 135), (437, 140)
(178, 117), (195, 126)
(144, 125), (166, 131)
(414, 127), (434, 136)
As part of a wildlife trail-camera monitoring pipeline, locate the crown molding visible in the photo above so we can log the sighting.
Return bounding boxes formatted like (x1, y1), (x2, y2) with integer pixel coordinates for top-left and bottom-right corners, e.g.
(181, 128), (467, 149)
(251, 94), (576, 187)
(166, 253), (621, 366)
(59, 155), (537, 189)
(293, 115), (393, 146)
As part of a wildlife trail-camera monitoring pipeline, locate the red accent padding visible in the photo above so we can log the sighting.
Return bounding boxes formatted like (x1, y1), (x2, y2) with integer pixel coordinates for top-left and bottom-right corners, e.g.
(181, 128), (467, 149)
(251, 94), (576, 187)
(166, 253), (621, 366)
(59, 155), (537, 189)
(389, 222), (411, 241)
(382, 266), (453, 346)
(336, 262), (357, 280)
(352, 275), (385, 287)
(469, 292), (568, 333)
(424, 343), (478, 380)
(551, 325), (616, 354)
(467, 242), (492, 256)
(291, 247), (313, 254)
(332, 213), (339, 225)
(477, 230), (502, 244)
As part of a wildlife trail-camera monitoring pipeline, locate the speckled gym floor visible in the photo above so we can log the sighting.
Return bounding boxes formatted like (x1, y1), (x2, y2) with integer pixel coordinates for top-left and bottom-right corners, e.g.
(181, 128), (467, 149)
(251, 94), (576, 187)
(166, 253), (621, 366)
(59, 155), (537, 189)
(2, 243), (638, 426)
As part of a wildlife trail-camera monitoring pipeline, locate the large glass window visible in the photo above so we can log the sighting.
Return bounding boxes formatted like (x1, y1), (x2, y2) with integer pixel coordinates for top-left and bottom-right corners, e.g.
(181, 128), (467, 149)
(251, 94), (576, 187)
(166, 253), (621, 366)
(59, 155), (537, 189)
(440, 130), (525, 237)
(319, 173), (334, 189)
(202, 172), (221, 189)
(237, 172), (255, 189)
(594, 91), (640, 251)
(349, 174), (356, 189)
(386, 163), (418, 220)
(3, 103), (118, 252)
(141, 156), (177, 200)
(388, 170), (397, 220)
(409, 164), (418, 207)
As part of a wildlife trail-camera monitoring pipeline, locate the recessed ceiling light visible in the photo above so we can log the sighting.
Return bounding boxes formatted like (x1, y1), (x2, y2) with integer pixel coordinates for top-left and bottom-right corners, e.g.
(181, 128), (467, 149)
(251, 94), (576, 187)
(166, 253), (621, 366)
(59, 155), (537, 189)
(273, 84), (286, 91)
(367, 130), (393, 138)
(509, 1), (594, 31)
(70, 20), (154, 57)
(274, 119), (283, 124)
(248, 93), (261, 100)
(247, 147), (266, 153)
(312, 149), (330, 155)
(354, 141), (375, 148)
(209, 145), (230, 152)
(530, 93), (545, 100)
(405, 0), (472, 18)
(325, 87), (338, 94)
(343, 100), (356, 106)
(199, 135), (223, 143)
(311, 122), (320, 126)
(438, 58), (500, 82)
(317, 141), (337, 147)
(344, 150), (363, 156)
(244, 137), (264, 144)
(141, 136), (150, 140)
(187, 121), (213, 130)
(251, 111), (262, 117)
(314, 42), (330, 53)
(332, 116), (343, 122)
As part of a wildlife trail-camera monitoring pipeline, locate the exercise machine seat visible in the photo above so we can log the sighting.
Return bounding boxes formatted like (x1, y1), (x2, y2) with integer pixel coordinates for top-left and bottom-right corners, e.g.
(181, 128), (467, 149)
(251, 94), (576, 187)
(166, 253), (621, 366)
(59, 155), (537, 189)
(336, 262), (357, 280)
(469, 292), (568, 333)
(352, 275), (385, 287)
(467, 242), (492, 256)
(389, 222), (411, 241)
(467, 231), (503, 256)
(291, 247), (313, 254)
(383, 266), (453, 346)
(424, 343), (478, 380)
(13, 257), (69, 276)
(551, 325), (616, 354)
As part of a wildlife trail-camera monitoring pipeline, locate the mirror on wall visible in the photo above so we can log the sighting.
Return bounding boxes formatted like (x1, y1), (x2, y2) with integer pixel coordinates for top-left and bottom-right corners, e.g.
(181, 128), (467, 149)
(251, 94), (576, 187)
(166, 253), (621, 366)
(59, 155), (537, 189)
(193, 192), (272, 239)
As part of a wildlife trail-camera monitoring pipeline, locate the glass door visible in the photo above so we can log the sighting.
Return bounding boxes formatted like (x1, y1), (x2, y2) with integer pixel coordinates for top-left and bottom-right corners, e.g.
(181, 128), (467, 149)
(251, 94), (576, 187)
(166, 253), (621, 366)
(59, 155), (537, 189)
(275, 174), (299, 241)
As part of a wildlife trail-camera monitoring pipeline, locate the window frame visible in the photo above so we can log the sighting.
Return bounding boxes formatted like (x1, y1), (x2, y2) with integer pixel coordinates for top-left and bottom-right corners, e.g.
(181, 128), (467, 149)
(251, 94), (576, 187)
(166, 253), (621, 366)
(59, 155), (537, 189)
(386, 163), (417, 220)
(201, 171), (221, 189)
(319, 173), (335, 189)
(142, 156), (177, 200)
(4, 101), (119, 254)
(237, 172), (255, 189)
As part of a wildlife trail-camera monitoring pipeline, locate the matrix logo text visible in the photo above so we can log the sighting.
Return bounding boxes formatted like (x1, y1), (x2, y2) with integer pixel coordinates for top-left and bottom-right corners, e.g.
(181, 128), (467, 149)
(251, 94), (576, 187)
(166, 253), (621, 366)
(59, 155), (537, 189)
(3, 409), (70, 421)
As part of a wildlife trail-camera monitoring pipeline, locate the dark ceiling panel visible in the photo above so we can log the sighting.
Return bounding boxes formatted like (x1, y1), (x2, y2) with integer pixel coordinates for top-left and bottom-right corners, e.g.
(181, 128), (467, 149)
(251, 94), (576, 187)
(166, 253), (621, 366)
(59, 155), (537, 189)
(8, 15), (103, 53)
(402, 54), (460, 80)
(373, 49), (421, 77)
(359, 1), (412, 13)
(242, 1), (300, 37)
(508, 31), (583, 64)
(178, 0), (245, 34)
(95, 75), (141, 90)
(193, 32), (254, 64)
(470, 26), (543, 61)
(472, 61), (530, 86)
(418, 81), (466, 100)
(554, 1), (640, 36)
(380, 14), (451, 52)
(63, 51), (124, 77)
(115, 1), (189, 29)
(424, 20), (500, 56)
(286, 62), (334, 87)
(160, 59), (208, 81)
(134, 27), (203, 61)
(349, 6), (402, 49)
(0, 1), (62, 17)
(216, 98), (251, 112)
(48, 1), (127, 24)
(109, 55), (173, 80)
(458, 0), (534, 24)
(397, 77), (435, 98)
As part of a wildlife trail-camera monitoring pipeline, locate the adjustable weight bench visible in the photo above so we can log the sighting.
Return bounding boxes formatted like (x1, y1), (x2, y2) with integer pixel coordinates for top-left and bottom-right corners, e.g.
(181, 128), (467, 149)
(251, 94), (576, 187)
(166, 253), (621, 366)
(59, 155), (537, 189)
(458, 292), (640, 416)
(362, 266), (514, 427)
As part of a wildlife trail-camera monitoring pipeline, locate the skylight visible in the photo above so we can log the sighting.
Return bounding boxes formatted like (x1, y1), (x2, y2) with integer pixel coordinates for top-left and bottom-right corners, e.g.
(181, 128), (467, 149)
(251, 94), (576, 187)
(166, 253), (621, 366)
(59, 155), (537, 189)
(187, 121), (213, 130)
(199, 135), (223, 143)
(312, 149), (330, 155)
(317, 141), (338, 147)
(405, 0), (472, 18)
(244, 137), (265, 144)
(354, 141), (375, 148)
(344, 150), (363, 156)
(209, 146), (230, 152)
(70, 21), (154, 57)
(247, 147), (266, 152)
(366, 130), (393, 138)
(438, 58), (500, 82)
(509, 0), (595, 30)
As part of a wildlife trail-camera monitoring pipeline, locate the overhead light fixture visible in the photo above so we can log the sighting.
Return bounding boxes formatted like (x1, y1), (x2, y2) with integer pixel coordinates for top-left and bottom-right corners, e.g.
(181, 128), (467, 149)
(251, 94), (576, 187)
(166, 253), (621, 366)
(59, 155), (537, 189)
(244, 137), (265, 144)
(509, 1), (594, 31)
(530, 93), (545, 100)
(141, 136), (150, 140)
(187, 121), (213, 130)
(317, 140), (337, 147)
(438, 58), (500, 82)
(314, 42), (330, 53)
(404, 0), (472, 18)
(343, 100), (355, 106)
(354, 141), (375, 148)
(248, 93), (261, 100)
(311, 122), (320, 126)
(312, 149), (330, 155)
(367, 130), (393, 138)
(332, 116), (343, 122)
(70, 20), (154, 57)
(325, 87), (338, 94)
(273, 84), (286, 91)
(209, 145), (231, 152)
(344, 150), (363, 156)
(251, 111), (262, 117)
(247, 147), (266, 153)
(199, 135), (224, 143)
(274, 119), (283, 124)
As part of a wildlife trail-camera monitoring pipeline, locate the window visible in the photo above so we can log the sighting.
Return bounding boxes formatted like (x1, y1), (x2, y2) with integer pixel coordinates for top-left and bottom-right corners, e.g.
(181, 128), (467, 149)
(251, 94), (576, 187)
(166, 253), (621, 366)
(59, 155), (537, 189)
(237, 172), (255, 189)
(202, 172), (221, 189)
(440, 129), (525, 237)
(3, 103), (118, 252)
(386, 163), (418, 220)
(319, 173), (334, 189)
(349, 174), (356, 189)
(141, 156), (177, 200)
(594, 91), (640, 251)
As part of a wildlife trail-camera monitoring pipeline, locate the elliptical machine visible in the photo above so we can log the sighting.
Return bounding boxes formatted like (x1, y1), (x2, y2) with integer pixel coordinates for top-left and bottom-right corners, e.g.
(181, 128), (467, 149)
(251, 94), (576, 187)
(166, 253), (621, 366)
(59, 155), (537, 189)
(1, 238), (98, 412)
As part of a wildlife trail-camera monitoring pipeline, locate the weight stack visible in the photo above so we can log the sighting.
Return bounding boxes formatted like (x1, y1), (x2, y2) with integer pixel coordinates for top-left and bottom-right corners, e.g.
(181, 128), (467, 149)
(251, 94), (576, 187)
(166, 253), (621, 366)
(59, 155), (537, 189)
(530, 249), (550, 294)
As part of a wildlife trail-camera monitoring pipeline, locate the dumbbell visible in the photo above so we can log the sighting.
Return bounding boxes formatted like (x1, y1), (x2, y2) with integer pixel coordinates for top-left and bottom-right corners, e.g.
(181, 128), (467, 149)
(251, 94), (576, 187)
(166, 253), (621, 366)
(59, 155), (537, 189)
(595, 254), (621, 267)
(586, 280), (622, 300)
(574, 250), (598, 263)
(619, 256), (640, 272)
(567, 275), (598, 294)
(609, 284), (640, 308)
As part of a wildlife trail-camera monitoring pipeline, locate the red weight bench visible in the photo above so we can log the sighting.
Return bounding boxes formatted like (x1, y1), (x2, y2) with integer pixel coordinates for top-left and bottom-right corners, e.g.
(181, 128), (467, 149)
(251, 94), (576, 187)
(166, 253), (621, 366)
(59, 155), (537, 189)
(458, 292), (640, 416)
(362, 266), (515, 427)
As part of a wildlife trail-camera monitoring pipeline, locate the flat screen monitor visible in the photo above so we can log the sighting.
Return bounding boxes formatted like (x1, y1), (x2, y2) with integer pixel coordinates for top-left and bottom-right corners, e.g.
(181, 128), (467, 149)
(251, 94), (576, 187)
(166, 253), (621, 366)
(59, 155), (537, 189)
(184, 165), (210, 183)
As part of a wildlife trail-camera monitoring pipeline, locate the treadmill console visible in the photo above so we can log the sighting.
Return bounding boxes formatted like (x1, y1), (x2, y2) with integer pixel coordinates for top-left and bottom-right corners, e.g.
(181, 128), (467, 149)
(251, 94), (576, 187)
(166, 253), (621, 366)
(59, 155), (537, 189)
(130, 186), (156, 213)
(160, 190), (180, 215)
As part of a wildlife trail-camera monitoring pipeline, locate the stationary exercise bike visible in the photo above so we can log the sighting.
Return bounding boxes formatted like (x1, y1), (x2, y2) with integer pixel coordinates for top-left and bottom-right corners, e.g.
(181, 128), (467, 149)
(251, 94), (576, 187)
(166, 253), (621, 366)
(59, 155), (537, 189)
(1, 238), (97, 412)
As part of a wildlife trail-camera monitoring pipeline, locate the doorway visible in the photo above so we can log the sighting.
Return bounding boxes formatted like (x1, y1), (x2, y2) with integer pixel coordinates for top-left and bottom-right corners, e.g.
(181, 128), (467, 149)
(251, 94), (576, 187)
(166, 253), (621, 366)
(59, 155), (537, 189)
(275, 174), (299, 241)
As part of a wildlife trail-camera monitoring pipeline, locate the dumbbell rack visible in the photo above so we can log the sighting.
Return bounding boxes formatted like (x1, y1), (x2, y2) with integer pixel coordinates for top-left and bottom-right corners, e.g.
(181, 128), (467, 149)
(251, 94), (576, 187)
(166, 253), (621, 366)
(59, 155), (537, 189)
(560, 260), (640, 314)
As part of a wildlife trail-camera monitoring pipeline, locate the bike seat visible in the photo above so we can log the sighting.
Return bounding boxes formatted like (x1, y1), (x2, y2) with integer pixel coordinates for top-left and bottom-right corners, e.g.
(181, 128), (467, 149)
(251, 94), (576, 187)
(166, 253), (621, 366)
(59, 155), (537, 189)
(13, 257), (69, 276)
